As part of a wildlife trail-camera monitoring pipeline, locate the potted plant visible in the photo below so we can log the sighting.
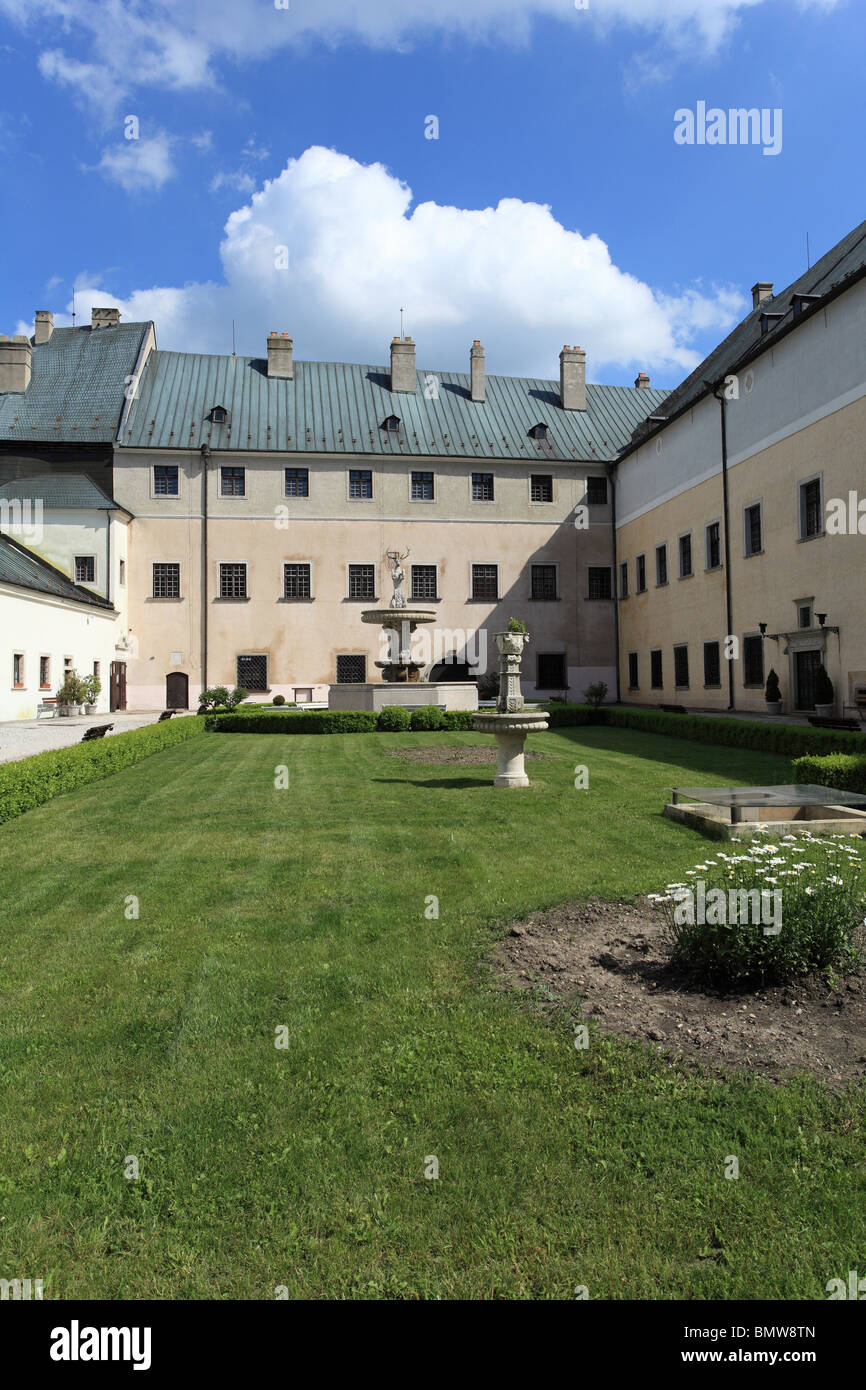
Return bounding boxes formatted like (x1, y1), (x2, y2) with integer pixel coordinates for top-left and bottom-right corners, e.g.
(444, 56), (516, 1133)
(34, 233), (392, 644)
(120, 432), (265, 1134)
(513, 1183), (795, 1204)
(814, 664), (835, 718)
(764, 668), (782, 716)
(81, 673), (101, 714)
(495, 617), (530, 656)
(56, 671), (85, 716)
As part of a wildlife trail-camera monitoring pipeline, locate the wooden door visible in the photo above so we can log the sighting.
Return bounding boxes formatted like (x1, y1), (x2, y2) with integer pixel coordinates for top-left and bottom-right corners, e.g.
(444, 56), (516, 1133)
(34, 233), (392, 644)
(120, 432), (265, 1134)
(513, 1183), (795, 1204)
(110, 661), (127, 711)
(165, 672), (189, 709)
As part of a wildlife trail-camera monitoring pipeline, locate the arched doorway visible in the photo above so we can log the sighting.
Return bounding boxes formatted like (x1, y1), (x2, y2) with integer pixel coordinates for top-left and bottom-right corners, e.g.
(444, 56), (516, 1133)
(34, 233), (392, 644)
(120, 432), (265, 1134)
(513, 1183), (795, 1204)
(165, 672), (189, 709)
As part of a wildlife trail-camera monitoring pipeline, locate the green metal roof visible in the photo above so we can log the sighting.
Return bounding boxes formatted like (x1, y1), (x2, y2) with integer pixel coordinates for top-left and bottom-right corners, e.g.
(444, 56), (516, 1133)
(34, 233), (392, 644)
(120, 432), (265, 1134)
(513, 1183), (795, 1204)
(0, 473), (124, 510)
(0, 531), (114, 609)
(0, 324), (152, 444)
(122, 352), (670, 462)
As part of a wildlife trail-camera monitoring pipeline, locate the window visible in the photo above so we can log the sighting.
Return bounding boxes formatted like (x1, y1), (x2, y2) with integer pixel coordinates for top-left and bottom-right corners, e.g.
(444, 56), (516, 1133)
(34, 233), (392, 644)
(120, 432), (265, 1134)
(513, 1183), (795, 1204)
(531, 564), (557, 600)
(673, 644), (689, 689)
(40, 655), (50, 688)
(627, 652), (639, 690)
(285, 468), (309, 497)
(471, 472), (495, 502)
(348, 564), (375, 599)
(655, 544), (668, 587)
(349, 469), (373, 499)
(237, 654), (267, 691)
(118, 559), (126, 585)
(411, 565), (438, 601)
(650, 649), (663, 689)
(64, 656), (73, 673)
(678, 533), (693, 578)
(706, 521), (721, 570)
(153, 563), (180, 598)
(800, 478), (822, 538)
(530, 474), (553, 503)
(382, 416), (400, 434)
(220, 466), (245, 497)
(703, 641), (721, 688)
(209, 405), (228, 424)
(586, 476), (608, 506)
(219, 563), (247, 599)
(798, 603), (812, 630)
(411, 471), (434, 501)
(537, 653), (566, 689)
(13, 653), (24, 687)
(93, 661), (100, 681)
(336, 654), (367, 683)
(529, 423), (548, 441)
(587, 567), (612, 600)
(154, 465), (179, 496)
(74, 555), (95, 584)
(636, 554), (646, 593)
(743, 635), (764, 687)
(471, 564), (498, 600)
(619, 562), (629, 599)
(744, 503), (763, 556)
(283, 563), (311, 599)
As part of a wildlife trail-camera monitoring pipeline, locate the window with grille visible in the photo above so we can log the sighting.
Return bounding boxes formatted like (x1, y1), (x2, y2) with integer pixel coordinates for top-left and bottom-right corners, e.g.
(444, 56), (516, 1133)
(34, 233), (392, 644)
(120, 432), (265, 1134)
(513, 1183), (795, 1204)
(655, 544), (667, 586)
(336, 654), (367, 683)
(285, 468), (309, 497)
(411, 565), (437, 600)
(348, 564), (375, 599)
(627, 652), (639, 690)
(75, 555), (95, 584)
(800, 478), (822, 538)
(679, 533), (693, 578)
(743, 635), (764, 687)
(471, 564), (498, 600)
(537, 653), (566, 689)
(220, 466), (245, 497)
(530, 474), (553, 502)
(40, 655), (50, 687)
(411, 471), (434, 500)
(13, 653), (24, 686)
(636, 554), (646, 593)
(650, 649), (663, 688)
(471, 472), (494, 501)
(706, 521), (721, 570)
(154, 465), (178, 496)
(349, 469), (373, 499)
(531, 564), (557, 600)
(219, 563), (247, 598)
(283, 563), (311, 599)
(586, 476), (608, 506)
(237, 654), (268, 691)
(704, 641), (721, 687)
(674, 644), (689, 688)
(619, 561), (629, 599)
(744, 503), (762, 556)
(153, 563), (180, 598)
(587, 567), (612, 600)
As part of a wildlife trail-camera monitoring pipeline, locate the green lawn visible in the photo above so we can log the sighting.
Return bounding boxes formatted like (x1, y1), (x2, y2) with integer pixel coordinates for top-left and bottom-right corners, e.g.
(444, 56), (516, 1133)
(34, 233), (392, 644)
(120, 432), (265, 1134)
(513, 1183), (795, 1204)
(1, 726), (863, 1299)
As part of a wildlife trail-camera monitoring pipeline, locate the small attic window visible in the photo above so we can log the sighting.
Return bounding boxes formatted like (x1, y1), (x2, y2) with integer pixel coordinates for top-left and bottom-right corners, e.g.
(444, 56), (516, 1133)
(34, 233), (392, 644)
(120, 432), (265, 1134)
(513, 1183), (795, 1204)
(529, 423), (549, 441)
(382, 415), (401, 433)
(209, 406), (228, 424)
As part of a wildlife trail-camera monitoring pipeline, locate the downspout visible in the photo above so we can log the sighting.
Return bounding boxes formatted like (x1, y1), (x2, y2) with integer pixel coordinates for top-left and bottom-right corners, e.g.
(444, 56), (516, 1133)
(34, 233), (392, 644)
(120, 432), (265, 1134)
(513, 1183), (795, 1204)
(712, 386), (736, 711)
(606, 460), (621, 704)
(200, 444), (211, 697)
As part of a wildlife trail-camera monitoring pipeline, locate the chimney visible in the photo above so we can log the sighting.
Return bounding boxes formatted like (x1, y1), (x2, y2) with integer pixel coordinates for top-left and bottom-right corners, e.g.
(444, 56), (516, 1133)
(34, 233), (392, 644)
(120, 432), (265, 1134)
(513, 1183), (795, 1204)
(0, 334), (32, 394)
(91, 306), (121, 329)
(751, 281), (773, 309)
(634, 371), (651, 389)
(267, 331), (293, 379)
(34, 310), (54, 345)
(470, 340), (485, 403)
(390, 336), (416, 393)
(559, 345), (586, 411)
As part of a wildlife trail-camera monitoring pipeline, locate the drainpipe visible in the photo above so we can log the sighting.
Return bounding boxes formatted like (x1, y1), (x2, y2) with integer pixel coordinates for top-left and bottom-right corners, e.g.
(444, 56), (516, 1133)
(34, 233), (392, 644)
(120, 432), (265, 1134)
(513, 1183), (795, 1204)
(200, 444), (210, 697)
(606, 460), (621, 704)
(711, 386), (736, 711)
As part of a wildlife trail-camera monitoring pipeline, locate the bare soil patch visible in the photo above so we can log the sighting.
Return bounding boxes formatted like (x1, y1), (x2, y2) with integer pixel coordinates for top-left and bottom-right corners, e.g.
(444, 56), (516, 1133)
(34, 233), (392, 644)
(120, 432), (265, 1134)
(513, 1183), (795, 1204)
(387, 745), (547, 765)
(490, 897), (866, 1087)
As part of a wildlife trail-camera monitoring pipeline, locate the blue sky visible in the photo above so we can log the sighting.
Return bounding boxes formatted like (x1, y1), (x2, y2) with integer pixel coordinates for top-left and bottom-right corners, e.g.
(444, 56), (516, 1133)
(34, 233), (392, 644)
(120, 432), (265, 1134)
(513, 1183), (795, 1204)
(0, 0), (862, 387)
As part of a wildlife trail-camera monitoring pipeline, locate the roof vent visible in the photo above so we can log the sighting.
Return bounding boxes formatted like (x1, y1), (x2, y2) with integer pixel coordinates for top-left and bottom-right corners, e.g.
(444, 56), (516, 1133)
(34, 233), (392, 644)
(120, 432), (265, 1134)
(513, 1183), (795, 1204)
(91, 307), (121, 329)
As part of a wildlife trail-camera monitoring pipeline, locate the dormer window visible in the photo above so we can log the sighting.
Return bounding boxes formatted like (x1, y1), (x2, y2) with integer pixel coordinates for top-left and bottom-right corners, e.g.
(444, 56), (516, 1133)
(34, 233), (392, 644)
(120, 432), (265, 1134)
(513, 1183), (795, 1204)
(382, 415), (401, 433)
(209, 406), (228, 425)
(759, 312), (785, 337)
(529, 423), (549, 441)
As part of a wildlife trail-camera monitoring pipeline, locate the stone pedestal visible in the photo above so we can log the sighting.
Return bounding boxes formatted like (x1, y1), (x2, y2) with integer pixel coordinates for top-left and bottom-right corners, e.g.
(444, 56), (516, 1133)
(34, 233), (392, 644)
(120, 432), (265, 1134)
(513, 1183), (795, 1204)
(473, 710), (549, 786)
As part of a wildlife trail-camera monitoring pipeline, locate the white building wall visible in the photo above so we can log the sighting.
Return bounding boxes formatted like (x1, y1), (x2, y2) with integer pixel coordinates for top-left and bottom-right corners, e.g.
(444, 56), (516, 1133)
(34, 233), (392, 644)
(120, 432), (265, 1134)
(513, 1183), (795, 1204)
(0, 585), (119, 720)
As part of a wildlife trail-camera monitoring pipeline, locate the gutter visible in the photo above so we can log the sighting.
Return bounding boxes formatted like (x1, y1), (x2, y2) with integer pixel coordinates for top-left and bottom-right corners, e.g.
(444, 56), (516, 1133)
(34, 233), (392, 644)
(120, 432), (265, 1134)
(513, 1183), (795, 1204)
(201, 443), (210, 696)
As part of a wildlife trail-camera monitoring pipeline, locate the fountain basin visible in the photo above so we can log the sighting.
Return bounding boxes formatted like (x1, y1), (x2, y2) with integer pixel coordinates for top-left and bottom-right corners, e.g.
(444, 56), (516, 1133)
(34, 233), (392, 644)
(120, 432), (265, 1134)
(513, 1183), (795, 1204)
(330, 681), (479, 713)
(472, 710), (549, 787)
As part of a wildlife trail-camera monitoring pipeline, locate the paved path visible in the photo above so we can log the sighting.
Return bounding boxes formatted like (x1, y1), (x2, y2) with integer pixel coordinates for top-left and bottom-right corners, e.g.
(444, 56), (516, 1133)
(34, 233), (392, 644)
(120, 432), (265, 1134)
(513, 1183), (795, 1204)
(0, 710), (197, 764)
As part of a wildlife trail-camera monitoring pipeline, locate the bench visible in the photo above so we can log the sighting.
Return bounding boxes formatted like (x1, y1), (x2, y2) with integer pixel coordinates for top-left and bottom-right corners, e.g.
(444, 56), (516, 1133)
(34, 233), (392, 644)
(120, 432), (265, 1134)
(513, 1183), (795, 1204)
(808, 716), (863, 732)
(659, 704), (688, 715)
(37, 697), (60, 718)
(81, 723), (114, 742)
(157, 710), (176, 722)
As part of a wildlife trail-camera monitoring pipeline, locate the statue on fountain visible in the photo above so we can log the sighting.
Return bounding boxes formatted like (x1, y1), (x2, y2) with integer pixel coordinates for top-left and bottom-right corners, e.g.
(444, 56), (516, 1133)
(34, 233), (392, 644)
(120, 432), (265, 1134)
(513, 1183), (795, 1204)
(387, 548), (409, 610)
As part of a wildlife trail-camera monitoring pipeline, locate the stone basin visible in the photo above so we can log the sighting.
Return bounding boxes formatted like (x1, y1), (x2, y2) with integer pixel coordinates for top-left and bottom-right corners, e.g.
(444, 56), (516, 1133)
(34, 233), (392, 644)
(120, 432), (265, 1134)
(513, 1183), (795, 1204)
(472, 710), (549, 787)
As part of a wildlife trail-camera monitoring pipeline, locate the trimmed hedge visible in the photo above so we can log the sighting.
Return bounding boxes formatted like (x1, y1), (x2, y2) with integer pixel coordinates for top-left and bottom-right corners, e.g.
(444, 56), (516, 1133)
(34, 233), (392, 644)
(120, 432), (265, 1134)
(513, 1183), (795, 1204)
(0, 715), (206, 826)
(792, 753), (866, 794)
(410, 706), (445, 731)
(378, 707), (411, 732)
(210, 707), (479, 735)
(539, 703), (866, 756)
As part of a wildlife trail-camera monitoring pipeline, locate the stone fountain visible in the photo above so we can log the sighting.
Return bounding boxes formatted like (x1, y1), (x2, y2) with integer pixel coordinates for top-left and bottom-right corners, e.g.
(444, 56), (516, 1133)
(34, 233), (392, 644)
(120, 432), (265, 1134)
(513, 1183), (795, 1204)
(328, 548), (479, 712)
(472, 627), (548, 786)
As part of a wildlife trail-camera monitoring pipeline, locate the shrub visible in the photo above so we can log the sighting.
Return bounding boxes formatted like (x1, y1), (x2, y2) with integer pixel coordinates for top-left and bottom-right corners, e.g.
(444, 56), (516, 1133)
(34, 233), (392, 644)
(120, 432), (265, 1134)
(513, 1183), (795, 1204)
(815, 665), (835, 706)
(583, 681), (608, 710)
(476, 671), (499, 700)
(443, 711), (476, 731)
(0, 716), (206, 826)
(377, 706), (411, 732)
(210, 711), (378, 734)
(272, 695), (286, 706)
(56, 671), (86, 706)
(199, 687), (230, 711)
(507, 617), (527, 633)
(410, 706), (446, 731)
(224, 686), (249, 710)
(765, 669), (781, 703)
(81, 673), (102, 705)
(792, 753), (866, 794)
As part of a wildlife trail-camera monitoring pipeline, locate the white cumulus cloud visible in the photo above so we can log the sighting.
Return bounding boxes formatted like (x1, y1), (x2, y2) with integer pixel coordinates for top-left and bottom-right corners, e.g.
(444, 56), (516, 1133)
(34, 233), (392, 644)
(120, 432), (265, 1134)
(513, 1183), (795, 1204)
(91, 131), (176, 192)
